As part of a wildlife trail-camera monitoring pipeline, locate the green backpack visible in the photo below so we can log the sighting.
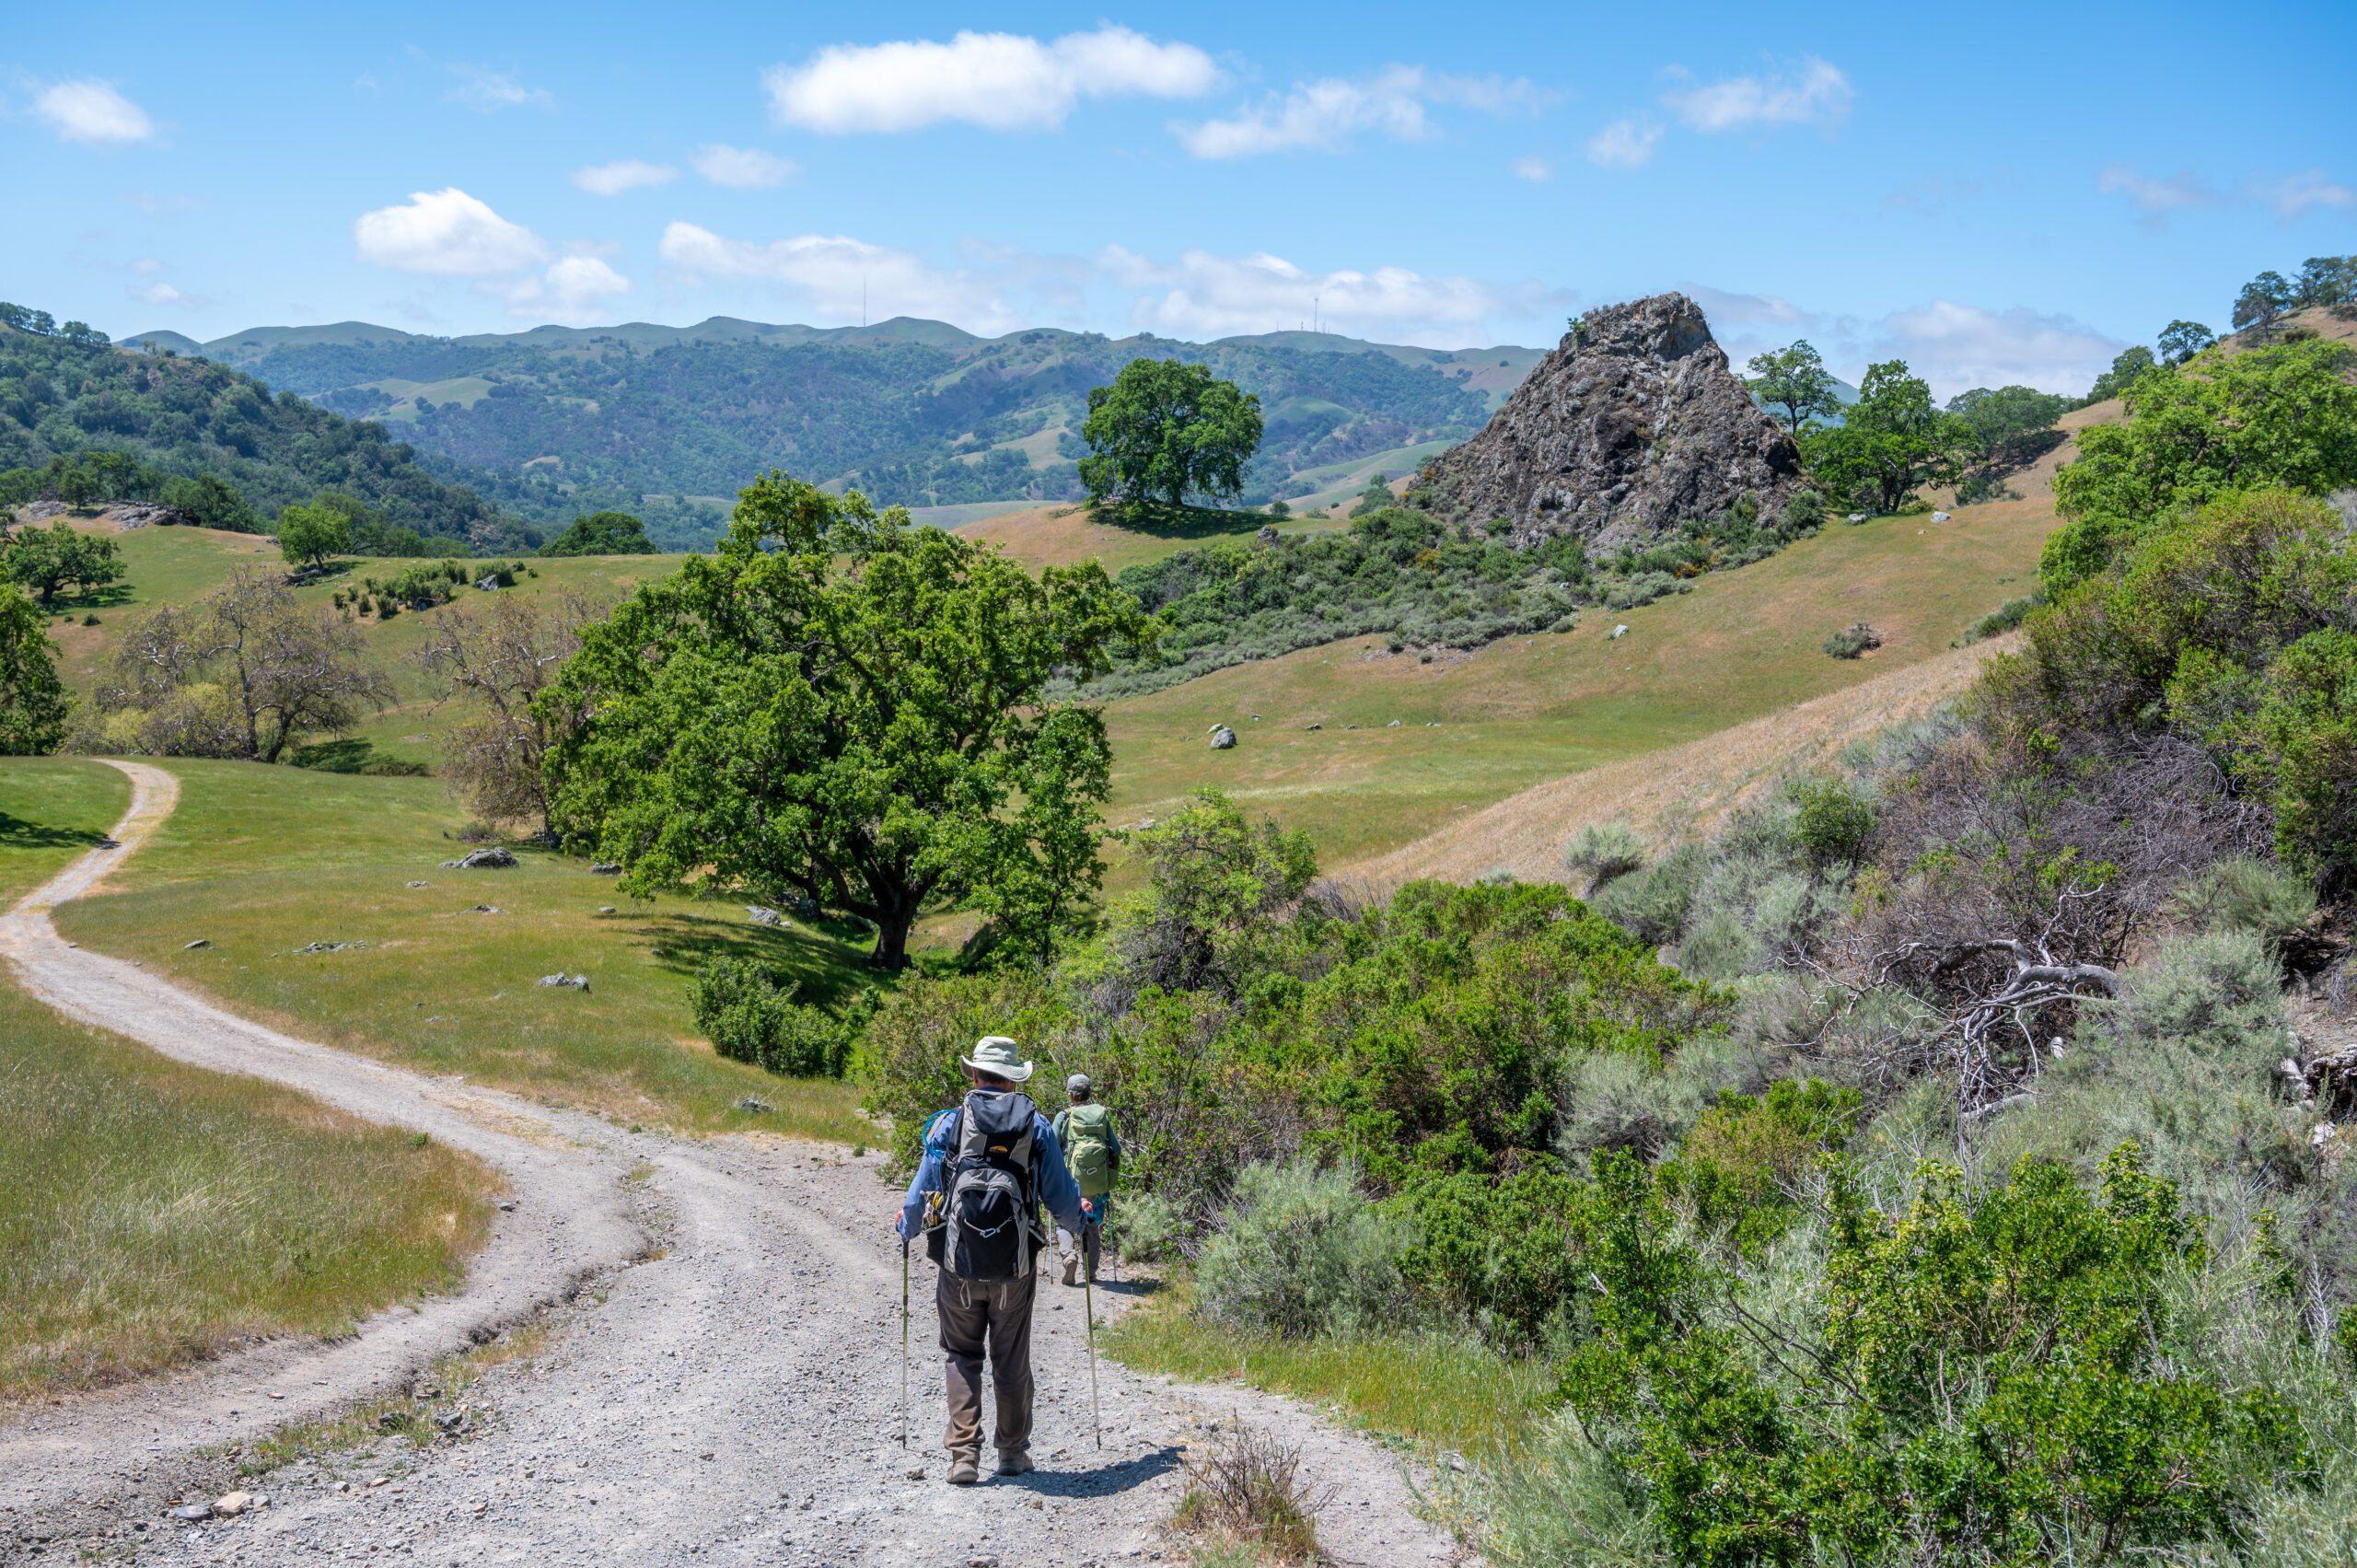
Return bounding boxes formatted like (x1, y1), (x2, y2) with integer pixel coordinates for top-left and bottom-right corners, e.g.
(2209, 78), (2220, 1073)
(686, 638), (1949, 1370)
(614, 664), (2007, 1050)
(1063, 1103), (1115, 1199)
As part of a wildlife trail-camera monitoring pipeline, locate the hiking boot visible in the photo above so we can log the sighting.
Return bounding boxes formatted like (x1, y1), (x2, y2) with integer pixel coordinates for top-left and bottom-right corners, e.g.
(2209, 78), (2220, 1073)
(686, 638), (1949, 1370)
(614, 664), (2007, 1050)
(946, 1455), (980, 1486)
(996, 1449), (1035, 1477)
(1061, 1252), (1078, 1287)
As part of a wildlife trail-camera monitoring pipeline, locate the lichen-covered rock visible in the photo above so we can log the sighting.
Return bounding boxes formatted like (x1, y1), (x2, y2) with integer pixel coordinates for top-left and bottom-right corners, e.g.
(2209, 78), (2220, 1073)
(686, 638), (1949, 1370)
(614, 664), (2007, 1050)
(1412, 293), (1803, 547)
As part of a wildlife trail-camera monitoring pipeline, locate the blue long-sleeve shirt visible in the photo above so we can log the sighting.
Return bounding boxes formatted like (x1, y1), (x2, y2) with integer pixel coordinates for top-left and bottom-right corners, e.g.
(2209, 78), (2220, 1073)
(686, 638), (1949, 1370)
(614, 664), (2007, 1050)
(897, 1099), (1086, 1241)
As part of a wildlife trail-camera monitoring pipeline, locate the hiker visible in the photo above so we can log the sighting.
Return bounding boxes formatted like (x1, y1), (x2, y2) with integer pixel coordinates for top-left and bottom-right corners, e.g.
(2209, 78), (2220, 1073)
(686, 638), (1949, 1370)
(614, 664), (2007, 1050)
(895, 1036), (1087, 1485)
(1051, 1074), (1122, 1286)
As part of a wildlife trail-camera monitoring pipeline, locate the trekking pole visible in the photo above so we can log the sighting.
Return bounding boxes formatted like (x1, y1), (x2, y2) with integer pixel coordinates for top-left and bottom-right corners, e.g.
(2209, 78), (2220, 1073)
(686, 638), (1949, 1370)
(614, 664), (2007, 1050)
(899, 1235), (911, 1450)
(1083, 1264), (1103, 1448)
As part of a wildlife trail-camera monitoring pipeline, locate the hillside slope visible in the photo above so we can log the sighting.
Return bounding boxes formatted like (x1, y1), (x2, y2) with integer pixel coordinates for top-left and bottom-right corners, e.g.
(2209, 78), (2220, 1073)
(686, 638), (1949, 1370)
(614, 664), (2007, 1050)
(0, 320), (528, 550)
(1093, 397), (2100, 872)
(1325, 399), (2111, 878)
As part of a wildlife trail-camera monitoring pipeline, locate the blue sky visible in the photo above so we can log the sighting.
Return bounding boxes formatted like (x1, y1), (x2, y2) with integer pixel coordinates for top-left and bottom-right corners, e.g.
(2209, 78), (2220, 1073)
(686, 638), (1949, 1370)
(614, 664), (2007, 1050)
(6, 0), (2353, 396)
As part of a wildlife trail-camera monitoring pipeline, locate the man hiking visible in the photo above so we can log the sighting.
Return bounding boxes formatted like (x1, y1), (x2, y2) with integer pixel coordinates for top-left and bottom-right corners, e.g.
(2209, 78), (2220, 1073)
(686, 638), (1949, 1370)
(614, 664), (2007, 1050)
(1051, 1074), (1122, 1287)
(895, 1036), (1087, 1485)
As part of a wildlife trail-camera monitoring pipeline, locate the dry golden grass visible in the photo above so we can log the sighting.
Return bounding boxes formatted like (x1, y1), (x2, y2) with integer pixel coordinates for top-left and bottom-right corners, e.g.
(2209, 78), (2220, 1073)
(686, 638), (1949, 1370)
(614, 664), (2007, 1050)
(954, 502), (1344, 576)
(1352, 632), (2018, 887)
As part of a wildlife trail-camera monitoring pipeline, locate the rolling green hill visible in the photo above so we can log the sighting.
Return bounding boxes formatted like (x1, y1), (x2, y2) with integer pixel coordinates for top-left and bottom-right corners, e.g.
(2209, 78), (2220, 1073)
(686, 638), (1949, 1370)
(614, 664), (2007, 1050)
(1, 318), (532, 552)
(123, 315), (1543, 540)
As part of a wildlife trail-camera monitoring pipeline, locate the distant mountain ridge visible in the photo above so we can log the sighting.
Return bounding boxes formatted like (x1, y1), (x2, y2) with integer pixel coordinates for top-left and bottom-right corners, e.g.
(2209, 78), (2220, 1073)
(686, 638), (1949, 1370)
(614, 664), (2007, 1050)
(118, 316), (1546, 539)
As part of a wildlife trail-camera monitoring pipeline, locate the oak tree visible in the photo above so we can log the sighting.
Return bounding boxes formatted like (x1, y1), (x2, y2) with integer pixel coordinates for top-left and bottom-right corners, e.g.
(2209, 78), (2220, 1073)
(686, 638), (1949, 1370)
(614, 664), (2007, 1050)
(1079, 359), (1263, 510)
(544, 473), (1154, 969)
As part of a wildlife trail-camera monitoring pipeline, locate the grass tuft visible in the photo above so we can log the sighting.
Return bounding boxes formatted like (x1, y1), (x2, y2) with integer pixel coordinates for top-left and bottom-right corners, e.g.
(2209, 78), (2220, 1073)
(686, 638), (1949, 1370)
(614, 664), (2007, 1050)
(1171, 1422), (1327, 1565)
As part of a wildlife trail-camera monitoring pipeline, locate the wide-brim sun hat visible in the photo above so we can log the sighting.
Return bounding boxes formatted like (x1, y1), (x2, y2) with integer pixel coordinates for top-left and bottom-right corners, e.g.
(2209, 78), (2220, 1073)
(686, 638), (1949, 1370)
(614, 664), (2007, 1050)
(960, 1035), (1034, 1083)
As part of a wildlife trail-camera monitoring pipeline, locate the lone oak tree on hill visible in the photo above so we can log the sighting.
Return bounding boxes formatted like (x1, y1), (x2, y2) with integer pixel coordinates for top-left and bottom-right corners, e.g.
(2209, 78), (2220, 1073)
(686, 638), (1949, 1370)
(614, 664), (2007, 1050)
(543, 473), (1154, 970)
(5, 521), (122, 606)
(1079, 358), (1263, 510)
(275, 501), (352, 571)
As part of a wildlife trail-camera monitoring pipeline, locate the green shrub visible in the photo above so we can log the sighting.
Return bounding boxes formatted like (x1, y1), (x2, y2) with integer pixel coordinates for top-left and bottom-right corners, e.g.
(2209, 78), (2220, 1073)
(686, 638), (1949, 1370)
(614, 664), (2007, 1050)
(2174, 855), (2318, 950)
(1821, 621), (1881, 658)
(687, 955), (860, 1078)
(1962, 591), (2040, 644)
(1194, 1158), (1412, 1338)
(1107, 1188), (1188, 1262)
(1388, 1166), (1592, 1344)
(1657, 1079), (1860, 1252)
(1564, 819), (1647, 894)
(1590, 842), (1706, 946)
(853, 969), (1068, 1177)
(1561, 1144), (2306, 1568)
(1788, 777), (1875, 867)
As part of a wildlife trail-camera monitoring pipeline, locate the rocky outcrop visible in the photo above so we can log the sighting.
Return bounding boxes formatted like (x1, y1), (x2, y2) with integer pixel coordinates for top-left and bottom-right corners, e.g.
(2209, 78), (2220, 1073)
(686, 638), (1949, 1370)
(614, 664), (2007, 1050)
(1412, 293), (1804, 548)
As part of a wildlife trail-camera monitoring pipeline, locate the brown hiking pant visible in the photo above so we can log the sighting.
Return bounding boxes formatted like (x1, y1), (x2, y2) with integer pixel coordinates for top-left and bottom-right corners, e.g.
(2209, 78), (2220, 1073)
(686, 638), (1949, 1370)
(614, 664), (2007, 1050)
(936, 1268), (1038, 1459)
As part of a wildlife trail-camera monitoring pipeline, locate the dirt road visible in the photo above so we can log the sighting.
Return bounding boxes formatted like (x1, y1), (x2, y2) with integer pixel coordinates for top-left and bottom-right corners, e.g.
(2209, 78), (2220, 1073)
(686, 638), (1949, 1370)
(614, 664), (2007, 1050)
(2, 761), (1464, 1566)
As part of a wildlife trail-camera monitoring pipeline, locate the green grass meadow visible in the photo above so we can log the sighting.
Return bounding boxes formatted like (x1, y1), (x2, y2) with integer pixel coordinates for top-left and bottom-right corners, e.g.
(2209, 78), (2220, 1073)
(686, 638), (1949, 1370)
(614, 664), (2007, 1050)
(1104, 1285), (1555, 1459)
(51, 759), (875, 1138)
(0, 757), (498, 1402)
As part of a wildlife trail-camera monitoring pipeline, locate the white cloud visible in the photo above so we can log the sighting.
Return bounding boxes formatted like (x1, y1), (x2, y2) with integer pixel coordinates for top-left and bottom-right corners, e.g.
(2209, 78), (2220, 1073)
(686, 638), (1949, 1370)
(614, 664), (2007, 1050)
(1585, 117), (1661, 168)
(691, 145), (798, 189)
(658, 221), (1019, 332)
(1865, 301), (2122, 401)
(2096, 165), (2219, 227)
(447, 65), (552, 112)
(1177, 65), (1541, 159)
(2257, 169), (2355, 218)
(1661, 55), (1852, 133)
(128, 257), (164, 275)
(1102, 245), (1518, 344)
(33, 79), (155, 145)
(1682, 285), (1807, 329)
(765, 26), (1214, 134)
(1511, 154), (1552, 182)
(132, 282), (188, 308)
(506, 255), (632, 325)
(572, 159), (678, 196)
(354, 189), (549, 276)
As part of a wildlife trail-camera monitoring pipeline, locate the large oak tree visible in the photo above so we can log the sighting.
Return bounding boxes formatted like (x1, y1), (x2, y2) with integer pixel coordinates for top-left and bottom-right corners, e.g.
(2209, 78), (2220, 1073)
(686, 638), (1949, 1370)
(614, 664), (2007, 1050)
(542, 473), (1154, 969)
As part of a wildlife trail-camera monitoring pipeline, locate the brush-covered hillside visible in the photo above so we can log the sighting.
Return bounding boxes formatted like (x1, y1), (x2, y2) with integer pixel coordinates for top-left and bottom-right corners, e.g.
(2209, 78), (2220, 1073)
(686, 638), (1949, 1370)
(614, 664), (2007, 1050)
(0, 308), (532, 552)
(126, 314), (1545, 534)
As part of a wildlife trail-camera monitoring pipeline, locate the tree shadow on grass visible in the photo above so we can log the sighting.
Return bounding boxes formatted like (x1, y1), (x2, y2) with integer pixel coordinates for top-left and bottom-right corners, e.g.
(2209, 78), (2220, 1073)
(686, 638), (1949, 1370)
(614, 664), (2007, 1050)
(292, 738), (431, 777)
(1086, 499), (1275, 545)
(47, 581), (135, 612)
(632, 909), (879, 1008)
(0, 810), (114, 854)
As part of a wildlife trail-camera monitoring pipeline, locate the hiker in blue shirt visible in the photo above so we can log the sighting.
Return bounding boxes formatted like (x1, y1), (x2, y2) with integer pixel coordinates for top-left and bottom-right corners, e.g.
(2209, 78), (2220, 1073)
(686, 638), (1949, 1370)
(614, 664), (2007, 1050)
(895, 1036), (1086, 1486)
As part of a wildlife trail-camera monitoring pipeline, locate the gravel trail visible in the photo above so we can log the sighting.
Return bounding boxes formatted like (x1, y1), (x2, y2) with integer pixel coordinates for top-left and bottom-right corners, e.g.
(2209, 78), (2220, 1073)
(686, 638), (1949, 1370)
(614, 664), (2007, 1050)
(2, 761), (1467, 1566)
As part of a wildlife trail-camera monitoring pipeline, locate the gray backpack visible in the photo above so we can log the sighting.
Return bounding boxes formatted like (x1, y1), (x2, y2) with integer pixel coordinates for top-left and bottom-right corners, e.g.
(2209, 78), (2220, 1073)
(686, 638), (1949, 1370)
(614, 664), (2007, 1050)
(935, 1089), (1042, 1281)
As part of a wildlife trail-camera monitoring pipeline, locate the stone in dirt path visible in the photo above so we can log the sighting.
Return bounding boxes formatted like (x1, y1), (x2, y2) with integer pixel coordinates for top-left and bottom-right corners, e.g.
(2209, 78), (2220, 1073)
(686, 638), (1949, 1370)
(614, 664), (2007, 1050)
(1, 761), (1470, 1567)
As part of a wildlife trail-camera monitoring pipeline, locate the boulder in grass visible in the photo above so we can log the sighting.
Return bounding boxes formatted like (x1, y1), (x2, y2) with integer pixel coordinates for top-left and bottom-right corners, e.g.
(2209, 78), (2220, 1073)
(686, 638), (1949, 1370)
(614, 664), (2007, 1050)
(442, 846), (517, 870)
(591, 862), (621, 876)
(746, 905), (788, 927)
(1209, 725), (1237, 749)
(538, 972), (590, 992)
